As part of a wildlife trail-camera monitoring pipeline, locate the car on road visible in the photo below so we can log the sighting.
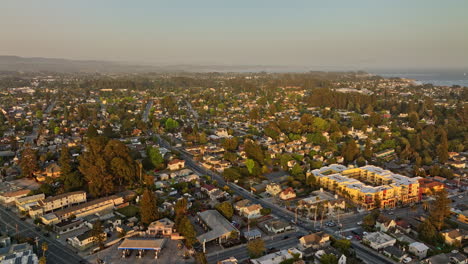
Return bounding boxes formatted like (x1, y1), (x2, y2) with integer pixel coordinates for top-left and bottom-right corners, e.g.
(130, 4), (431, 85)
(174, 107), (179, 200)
(283, 235), (289, 239)
(357, 221), (362, 225)
(346, 236), (353, 240)
(354, 235), (361, 240)
(458, 195), (463, 198)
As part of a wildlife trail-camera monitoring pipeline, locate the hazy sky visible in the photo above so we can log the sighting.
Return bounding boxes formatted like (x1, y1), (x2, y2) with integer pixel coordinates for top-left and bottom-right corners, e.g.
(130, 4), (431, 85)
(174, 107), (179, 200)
(1, 0), (468, 69)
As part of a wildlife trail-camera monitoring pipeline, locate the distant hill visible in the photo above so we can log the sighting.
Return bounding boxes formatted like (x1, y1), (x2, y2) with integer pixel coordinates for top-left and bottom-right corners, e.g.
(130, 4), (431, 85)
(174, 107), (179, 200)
(0, 55), (157, 73)
(0, 55), (299, 73)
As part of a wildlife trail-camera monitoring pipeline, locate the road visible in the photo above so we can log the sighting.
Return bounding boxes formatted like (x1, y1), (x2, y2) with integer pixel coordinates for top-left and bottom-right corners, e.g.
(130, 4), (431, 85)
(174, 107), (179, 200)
(156, 135), (397, 264)
(142, 100), (153, 123)
(0, 206), (86, 264)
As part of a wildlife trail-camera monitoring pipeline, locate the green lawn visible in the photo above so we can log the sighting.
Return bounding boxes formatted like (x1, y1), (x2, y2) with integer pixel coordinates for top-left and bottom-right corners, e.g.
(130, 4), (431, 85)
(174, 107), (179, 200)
(117, 205), (140, 218)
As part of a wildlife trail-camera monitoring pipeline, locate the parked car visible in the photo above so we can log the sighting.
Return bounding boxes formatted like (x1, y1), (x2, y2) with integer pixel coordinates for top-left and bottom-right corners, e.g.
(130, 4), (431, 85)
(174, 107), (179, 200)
(402, 257), (412, 263)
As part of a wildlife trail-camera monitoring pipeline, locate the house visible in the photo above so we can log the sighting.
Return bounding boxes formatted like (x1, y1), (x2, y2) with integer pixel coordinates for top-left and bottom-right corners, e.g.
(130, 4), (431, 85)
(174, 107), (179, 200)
(234, 200), (263, 219)
(279, 187), (296, 200)
(441, 229), (464, 246)
(375, 215), (396, 232)
(363, 232), (396, 250)
(68, 229), (106, 249)
(314, 248), (346, 264)
(53, 219), (84, 234)
(201, 184), (226, 200)
(242, 204), (263, 219)
(243, 228), (262, 241)
(266, 183), (282, 196)
(422, 253), (450, 264)
(147, 218), (175, 236)
(44, 162), (61, 178)
(299, 232), (331, 249)
(447, 251), (467, 264)
(383, 246), (406, 262)
(458, 210), (468, 224)
(168, 159), (185, 171)
(264, 220), (294, 234)
(409, 242), (429, 259)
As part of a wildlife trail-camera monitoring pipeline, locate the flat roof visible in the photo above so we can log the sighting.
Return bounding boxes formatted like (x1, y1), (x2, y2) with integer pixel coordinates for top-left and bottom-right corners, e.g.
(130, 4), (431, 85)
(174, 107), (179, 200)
(118, 238), (166, 250)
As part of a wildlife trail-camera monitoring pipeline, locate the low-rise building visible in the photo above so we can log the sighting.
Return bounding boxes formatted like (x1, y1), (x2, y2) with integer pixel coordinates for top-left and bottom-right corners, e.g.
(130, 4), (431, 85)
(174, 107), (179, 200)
(441, 229), (464, 246)
(408, 242), (429, 259)
(197, 210), (239, 244)
(147, 218), (175, 236)
(279, 187), (296, 200)
(168, 159), (185, 171)
(266, 183), (282, 196)
(363, 232), (396, 250)
(39, 191), (87, 213)
(251, 248), (303, 264)
(54, 195), (123, 220)
(299, 232), (330, 249)
(264, 220), (294, 234)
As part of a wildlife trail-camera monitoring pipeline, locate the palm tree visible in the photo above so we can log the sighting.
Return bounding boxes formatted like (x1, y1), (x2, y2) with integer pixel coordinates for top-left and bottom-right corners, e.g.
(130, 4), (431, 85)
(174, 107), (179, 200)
(41, 242), (48, 257)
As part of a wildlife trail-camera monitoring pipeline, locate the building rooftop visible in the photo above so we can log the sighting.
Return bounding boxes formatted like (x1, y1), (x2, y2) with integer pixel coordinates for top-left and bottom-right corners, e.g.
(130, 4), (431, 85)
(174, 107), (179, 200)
(197, 210), (237, 243)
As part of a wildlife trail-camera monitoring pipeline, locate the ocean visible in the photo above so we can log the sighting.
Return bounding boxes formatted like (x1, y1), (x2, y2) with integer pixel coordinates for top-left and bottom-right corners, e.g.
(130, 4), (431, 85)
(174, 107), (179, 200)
(373, 70), (468, 87)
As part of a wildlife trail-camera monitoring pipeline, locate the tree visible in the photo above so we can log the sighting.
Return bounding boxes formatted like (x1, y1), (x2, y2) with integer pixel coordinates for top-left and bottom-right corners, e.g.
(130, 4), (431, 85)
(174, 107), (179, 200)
(223, 167), (241, 182)
(436, 129), (449, 163)
(39, 256), (47, 264)
(19, 147), (38, 178)
(86, 124), (99, 138)
(140, 189), (159, 225)
(363, 138), (373, 160)
(41, 241), (48, 257)
(247, 238), (265, 258)
(215, 201), (234, 220)
(428, 189), (451, 230)
(165, 118), (179, 132)
(91, 220), (106, 249)
(418, 218), (437, 243)
(59, 146), (82, 192)
(147, 146), (164, 169)
(342, 139), (359, 163)
(245, 159), (255, 175)
(320, 253), (338, 264)
(78, 137), (114, 197)
(244, 140), (264, 165)
(176, 215), (197, 246)
(222, 137), (238, 151)
(332, 239), (351, 255)
(104, 140), (138, 187)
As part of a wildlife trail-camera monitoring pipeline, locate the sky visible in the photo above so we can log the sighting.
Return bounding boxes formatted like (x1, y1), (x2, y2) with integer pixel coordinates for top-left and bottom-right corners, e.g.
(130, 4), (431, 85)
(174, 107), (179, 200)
(1, 0), (468, 70)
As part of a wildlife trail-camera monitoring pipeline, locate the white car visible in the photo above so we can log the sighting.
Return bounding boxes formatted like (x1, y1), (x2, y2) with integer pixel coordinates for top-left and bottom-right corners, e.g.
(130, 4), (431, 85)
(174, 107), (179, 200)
(402, 257), (412, 263)
(346, 236), (353, 240)
(357, 221), (363, 225)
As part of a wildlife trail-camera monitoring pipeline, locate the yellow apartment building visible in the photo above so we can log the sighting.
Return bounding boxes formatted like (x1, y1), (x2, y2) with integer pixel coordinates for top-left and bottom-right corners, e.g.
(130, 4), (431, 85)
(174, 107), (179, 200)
(310, 165), (421, 210)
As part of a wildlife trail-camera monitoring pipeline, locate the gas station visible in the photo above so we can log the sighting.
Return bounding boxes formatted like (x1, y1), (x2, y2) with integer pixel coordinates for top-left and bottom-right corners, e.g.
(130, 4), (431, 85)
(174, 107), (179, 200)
(118, 238), (166, 259)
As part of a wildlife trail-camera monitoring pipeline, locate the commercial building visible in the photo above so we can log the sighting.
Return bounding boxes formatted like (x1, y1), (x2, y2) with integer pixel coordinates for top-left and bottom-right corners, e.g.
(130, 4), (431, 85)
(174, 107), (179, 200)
(310, 165), (421, 209)
(197, 210), (239, 245)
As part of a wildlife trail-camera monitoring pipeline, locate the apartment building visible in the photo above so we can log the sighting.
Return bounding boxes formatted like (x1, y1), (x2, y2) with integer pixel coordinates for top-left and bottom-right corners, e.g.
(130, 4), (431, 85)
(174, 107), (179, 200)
(310, 165), (421, 210)
(38, 191), (87, 213)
